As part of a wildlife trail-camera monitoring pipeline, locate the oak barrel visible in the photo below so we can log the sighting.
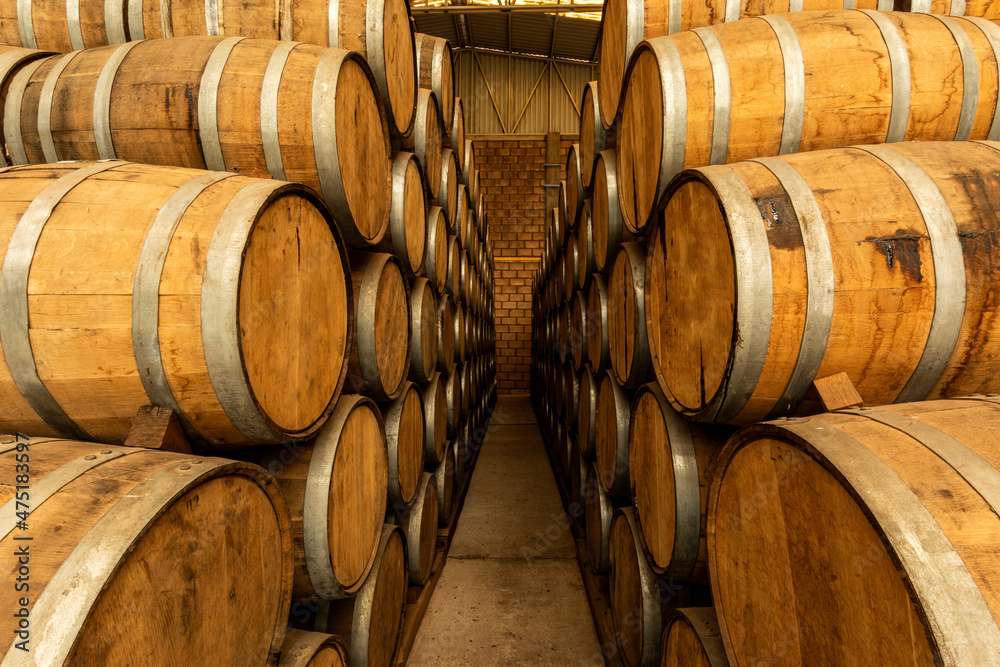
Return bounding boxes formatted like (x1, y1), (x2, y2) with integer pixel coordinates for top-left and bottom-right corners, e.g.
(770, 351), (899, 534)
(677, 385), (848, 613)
(610, 507), (663, 667)
(248, 394), (388, 601)
(382, 381), (424, 509)
(4, 37), (392, 247)
(709, 397), (1000, 666)
(593, 149), (628, 271)
(566, 142), (583, 228)
(609, 241), (652, 389)
(444, 366), (463, 438)
(0, 435), (292, 664)
(408, 278), (437, 383)
(586, 462), (613, 574)
(346, 252), (409, 402)
(577, 365), (599, 459)
(660, 608), (728, 667)
(585, 274), (611, 372)
(423, 204), (448, 293)
(391, 470), (438, 585)
(570, 290), (588, 371)
(414, 33), (454, 130)
(311, 524), (407, 667)
(422, 371), (448, 465)
(379, 151), (426, 278)
(0, 161), (351, 447)
(576, 200), (596, 290)
(628, 383), (732, 582)
(596, 370), (632, 495)
(402, 88), (442, 195)
(449, 96), (465, 164)
(436, 293), (457, 374)
(436, 440), (455, 525)
(438, 146), (460, 229)
(647, 140), (1000, 425)
(580, 80), (606, 190)
(279, 630), (347, 667)
(618, 11), (1000, 233)
(463, 139), (476, 190)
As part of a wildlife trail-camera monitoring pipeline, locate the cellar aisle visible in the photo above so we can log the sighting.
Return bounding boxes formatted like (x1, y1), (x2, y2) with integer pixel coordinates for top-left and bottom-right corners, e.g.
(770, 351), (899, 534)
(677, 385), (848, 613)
(407, 396), (602, 666)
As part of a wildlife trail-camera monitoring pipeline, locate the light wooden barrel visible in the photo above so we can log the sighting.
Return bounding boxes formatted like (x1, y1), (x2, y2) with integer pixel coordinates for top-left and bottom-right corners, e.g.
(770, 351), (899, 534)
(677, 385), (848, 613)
(436, 293), (456, 374)
(402, 88), (442, 195)
(609, 241), (652, 389)
(586, 274), (611, 372)
(379, 152), (426, 278)
(0, 435), (292, 665)
(576, 200), (596, 290)
(4, 37), (392, 247)
(444, 366), (463, 438)
(660, 608), (728, 667)
(0, 162), (350, 447)
(453, 185), (469, 241)
(454, 302), (467, 363)
(279, 629), (347, 667)
(422, 371), (448, 464)
(383, 381), (425, 509)
(647, 140), (1000, 425)
(709, 397), (1000, 666)
(611, 507), (664, 667)
(580, 81), (607, 189)
(423, 205), (448, 293)
(346, 252), (409, 402)
(449, 97), (465, 164)
(567, 142), (584, 228)
(570, 290), (589, 371)
(248, 394), (387, 601)
(577, 364), (599, 459)
(315, 524), (407, 667)
(415, 33), (454, 130)
(593, 149), (630, 272)
(459, 195), (472, 248)
(596, 370), (632, 495)
(408, 278), (437, 384)
(437, 441), (455, 525)
(628, 383), (732, 582)
(619, 10), (1000, 234)
(392, 470), (438, 585)
(586, 462), (612, 573)
(463, 139), (476, 189)
(438, 147), (460, 229)
(0, 48), (52, 148)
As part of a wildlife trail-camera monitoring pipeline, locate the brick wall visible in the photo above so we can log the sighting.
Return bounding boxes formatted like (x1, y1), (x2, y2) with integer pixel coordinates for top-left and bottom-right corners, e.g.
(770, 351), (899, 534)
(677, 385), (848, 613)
(476, 137), (574, 394)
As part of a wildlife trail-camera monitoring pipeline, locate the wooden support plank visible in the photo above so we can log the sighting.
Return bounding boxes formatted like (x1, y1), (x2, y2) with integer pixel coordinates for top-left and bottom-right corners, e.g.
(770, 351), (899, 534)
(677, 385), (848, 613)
(122, 406), (193, 453)
(812, 372), (864, 412)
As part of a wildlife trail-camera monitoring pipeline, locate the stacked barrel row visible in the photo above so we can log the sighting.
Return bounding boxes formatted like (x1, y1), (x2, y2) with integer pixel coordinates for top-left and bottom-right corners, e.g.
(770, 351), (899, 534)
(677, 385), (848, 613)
(0, 2), (496, 664)
(534, 2), (1000, 666)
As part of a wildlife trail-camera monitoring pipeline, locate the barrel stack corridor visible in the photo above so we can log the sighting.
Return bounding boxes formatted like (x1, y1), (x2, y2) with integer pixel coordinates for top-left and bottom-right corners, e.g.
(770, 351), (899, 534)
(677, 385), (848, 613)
(3, 0), (1000, 665)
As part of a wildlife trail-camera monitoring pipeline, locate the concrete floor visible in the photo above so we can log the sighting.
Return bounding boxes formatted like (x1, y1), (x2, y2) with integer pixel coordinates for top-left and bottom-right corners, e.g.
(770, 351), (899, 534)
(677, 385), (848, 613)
(407, 396), (603, 666)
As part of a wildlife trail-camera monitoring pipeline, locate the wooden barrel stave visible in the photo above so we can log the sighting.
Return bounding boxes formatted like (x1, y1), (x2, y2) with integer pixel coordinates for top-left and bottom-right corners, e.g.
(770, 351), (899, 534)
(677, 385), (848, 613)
(401, 88), (442, 195)
(660, 608), (728, 667)
(408, 278), (437, 384)
(382, 381), (424, 510)
(414, 33), (454, 130)
(596, 370), (632, 495)
(378, 151), (426, 278)
(279, 629), (348, 667)
(610, 507), (664, 667)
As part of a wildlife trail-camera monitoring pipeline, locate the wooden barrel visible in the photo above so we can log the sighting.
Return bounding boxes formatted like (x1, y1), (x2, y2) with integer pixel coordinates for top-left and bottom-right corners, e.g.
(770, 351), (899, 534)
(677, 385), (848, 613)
(576, 200), (596, 290)
(557, 303), (572, 364)
(444, 366), (463, 438)
(438, 147), (460, 229)
(580, 81), (606, 189)
(709, 397), (1000, 666)
(454, 302), (467, 363)
(647, 140), (1000, 425)
(596, 370), (631, 496)
(628, 383), (732, 582)
(436, 293), (456, 374)
(593, 149), (630, 272)
(0, 435), (292, 664)
(453, 184), (469, 239)
(436, 441), (455, 525)
(0, 48), (53, 154)
(0, 162), (350, 447)
(312, 524), (407, 667)
(570, 290), (589, 371)
(619, 11), (1000, 235)
(422, 371), (448, 465)
(611, 507), (663, 667)
(392, 470), (438, 585)
(248, 394), (387, 601)
(459, 195), (472, 248)
(279, 629), (347, 667)
(449, 97), (465, 164)
(443, 233), (460, 297)
(586, 462), (613, 573)
(563, 362), (580, 428)
(379, 152), (426, 278)
(577, 365), (598, 459)
(408, 278), (437, 384)
(660, 608), (728, 667)
(5, 37), (392, 247)
(459, 360), (471, 418)
(346, 252), (409, 402)
(402, 88), (442, 195)
(609, 241), (652, 389)
(566, 143), (584, 228)
(423, 205), (448, 293)
(383, 381), (425, 509)
(415, 33), (454, 130)
(586, 274), (611, 372)
(564, 232), (579, 303)
(463, 139), (476, 189)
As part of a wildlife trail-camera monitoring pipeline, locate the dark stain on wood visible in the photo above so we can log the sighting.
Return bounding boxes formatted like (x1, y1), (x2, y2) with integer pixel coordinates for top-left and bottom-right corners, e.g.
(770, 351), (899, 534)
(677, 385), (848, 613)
(859, 229), (925, 283)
